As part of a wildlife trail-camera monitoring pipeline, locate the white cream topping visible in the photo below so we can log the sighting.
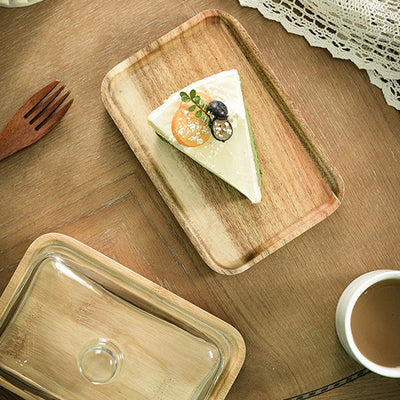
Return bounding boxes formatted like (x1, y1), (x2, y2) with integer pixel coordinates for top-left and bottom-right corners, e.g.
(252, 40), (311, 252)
(147, 69), (261, 203)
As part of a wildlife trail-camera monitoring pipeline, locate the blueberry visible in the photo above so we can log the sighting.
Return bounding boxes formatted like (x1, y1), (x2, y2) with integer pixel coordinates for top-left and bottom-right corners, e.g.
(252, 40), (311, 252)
(211, 119), (233, 142)
(207, 100), (228, 121)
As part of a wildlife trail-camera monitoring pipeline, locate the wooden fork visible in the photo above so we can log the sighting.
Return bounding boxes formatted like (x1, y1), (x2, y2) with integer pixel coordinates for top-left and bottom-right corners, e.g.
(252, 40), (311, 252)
(0, 81), (73, 161)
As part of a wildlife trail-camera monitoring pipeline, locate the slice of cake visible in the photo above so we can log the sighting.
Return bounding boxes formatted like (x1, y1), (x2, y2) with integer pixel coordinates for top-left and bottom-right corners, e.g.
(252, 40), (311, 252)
(147, 69), (262, 203)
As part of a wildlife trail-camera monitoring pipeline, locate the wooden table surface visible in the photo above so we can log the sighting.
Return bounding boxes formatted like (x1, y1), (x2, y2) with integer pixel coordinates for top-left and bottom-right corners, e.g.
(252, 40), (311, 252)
(1, 1), (400, 399)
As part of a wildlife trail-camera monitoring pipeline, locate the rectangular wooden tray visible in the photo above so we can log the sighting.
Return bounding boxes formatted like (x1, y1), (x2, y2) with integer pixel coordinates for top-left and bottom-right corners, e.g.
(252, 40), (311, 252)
(0, 233), (245, 400)
(102, 9), (343, 275)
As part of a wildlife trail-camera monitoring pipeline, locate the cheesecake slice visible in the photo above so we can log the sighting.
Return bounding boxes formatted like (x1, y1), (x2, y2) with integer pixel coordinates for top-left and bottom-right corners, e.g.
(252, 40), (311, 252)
(147, 69), (262, 203)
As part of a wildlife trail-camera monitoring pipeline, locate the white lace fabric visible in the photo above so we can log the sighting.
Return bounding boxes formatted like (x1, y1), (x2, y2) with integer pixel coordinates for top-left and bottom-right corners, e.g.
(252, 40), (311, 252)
(239, 0), (400, 110)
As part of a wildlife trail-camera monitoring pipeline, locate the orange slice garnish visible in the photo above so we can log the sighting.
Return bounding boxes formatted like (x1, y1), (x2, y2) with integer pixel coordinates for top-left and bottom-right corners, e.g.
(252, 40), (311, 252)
(171, 92), (212, 147)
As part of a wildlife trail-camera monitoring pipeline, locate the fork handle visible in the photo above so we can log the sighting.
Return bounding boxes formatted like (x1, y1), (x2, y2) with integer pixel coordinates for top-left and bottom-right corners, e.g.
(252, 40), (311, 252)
(0, 123), (19, 161)
(0, 121), (34, 161)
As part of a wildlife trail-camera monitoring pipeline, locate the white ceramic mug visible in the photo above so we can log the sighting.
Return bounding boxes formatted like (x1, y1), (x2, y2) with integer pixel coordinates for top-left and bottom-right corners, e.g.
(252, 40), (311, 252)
(335, 269), (400, 378)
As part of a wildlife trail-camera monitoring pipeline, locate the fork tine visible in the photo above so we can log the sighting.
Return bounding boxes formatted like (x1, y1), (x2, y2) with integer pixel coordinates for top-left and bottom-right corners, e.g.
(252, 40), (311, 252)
(36, 99), (73, 134)
(28, 84), (66, 123)
(21, 80), (60, 116)
(33, 91), (70, 129)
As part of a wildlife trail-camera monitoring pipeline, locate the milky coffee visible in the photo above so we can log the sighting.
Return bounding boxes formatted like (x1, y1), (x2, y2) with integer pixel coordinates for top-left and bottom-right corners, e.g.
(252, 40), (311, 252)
(351, 279), (400, 367)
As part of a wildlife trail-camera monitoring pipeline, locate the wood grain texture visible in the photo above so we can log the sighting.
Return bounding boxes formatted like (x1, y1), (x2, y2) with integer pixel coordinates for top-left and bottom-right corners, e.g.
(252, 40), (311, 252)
(1, 0), (400, 399)
(102, 10), (343, 274)
(0, 233), (244, 400)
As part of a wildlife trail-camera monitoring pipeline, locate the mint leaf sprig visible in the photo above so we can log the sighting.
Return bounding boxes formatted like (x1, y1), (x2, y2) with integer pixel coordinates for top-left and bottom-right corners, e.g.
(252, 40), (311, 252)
(180, 89), (210, 124)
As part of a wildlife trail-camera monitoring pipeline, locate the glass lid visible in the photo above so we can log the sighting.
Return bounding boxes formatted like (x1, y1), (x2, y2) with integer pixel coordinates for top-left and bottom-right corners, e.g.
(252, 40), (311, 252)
(0, 234), (245, 400)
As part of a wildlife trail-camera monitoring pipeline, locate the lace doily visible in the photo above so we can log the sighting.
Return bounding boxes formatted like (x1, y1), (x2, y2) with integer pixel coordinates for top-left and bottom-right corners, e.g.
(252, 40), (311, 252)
(239, 0), (400, 110)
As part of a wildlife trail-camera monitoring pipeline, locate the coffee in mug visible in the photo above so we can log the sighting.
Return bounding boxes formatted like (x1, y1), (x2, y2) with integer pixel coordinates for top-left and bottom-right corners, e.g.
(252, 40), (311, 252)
(351, 279), (400, 367)
(336, 270), (400, 378)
